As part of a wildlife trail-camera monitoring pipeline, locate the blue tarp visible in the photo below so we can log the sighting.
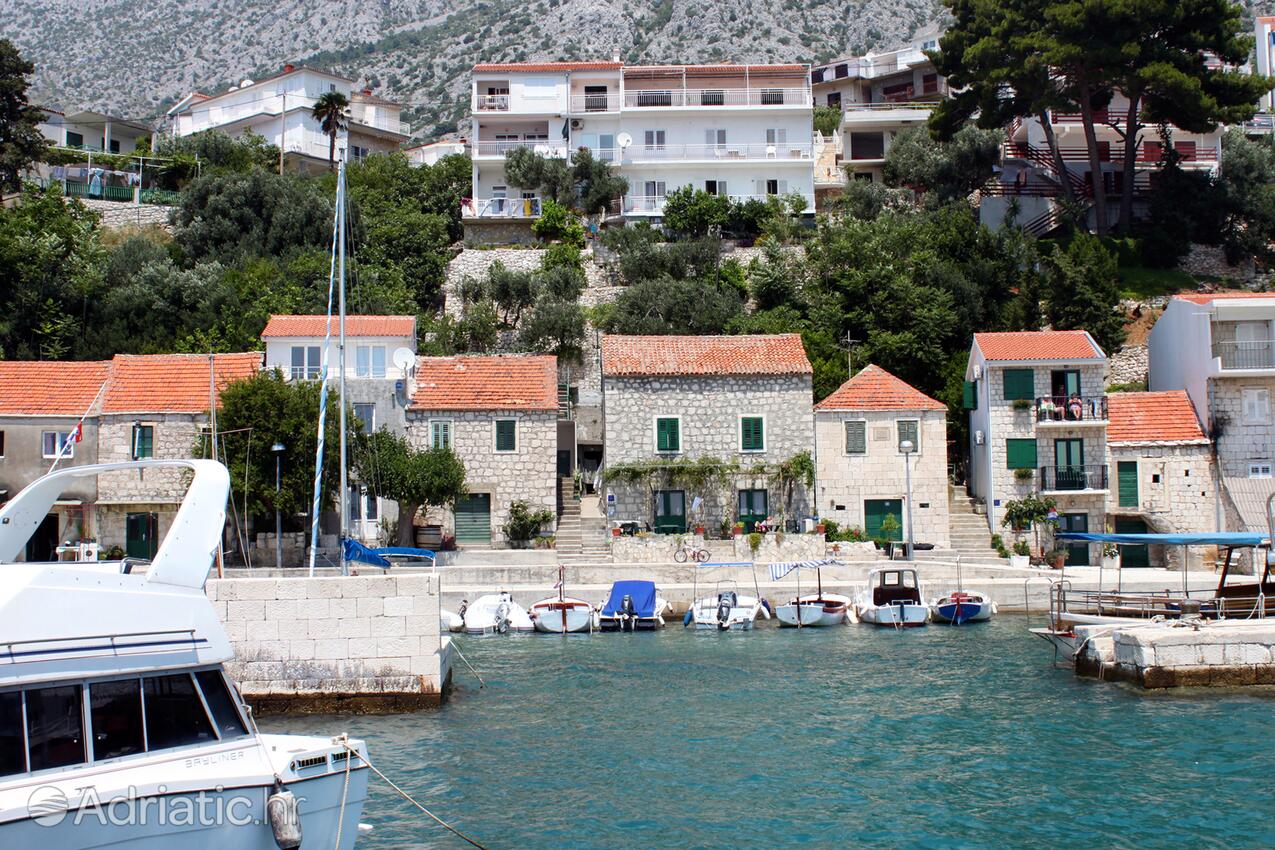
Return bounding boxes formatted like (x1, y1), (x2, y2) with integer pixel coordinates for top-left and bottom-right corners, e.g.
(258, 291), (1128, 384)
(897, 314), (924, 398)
(341, 540), (438, 569)
(1056, 532), (1268, 547)
(601, 580), (657, 617)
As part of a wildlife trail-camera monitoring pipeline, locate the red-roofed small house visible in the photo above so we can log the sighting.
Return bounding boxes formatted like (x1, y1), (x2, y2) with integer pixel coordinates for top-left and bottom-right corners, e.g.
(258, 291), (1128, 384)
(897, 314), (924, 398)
(814, 365), (950, 547)
(966, 330), (1110, 564)
(96, 353), (261, 558)
(601, 334), (814, 536)
(405, 355), (560, 547)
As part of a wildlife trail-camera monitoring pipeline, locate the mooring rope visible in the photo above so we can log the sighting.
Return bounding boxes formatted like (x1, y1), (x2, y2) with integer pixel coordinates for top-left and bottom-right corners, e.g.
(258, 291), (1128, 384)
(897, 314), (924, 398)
(334, 734), (353, 850)
(341, 741), (489, 849)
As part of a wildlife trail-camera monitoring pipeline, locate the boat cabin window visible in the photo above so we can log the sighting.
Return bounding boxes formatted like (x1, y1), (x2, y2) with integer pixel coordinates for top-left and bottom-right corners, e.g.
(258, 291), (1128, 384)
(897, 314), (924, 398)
(90, 679), (145, 760)
(144, 674), (216, 750)
(194, 671), (249, 739)
(26, 685), (86, 772)
(880, 570), (916, 588)
(0, 691), (25, 776)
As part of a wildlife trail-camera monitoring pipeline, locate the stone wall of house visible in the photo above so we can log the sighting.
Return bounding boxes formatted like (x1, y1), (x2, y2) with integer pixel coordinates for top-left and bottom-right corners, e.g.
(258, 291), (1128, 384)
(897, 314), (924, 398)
(1179, 243), (1268, 285)
(97, 414), (202, 503)
(207, 573), (449, 710)
(608, 530), (827, 563)
(603, 373), (814, 529)
(1208, 377), (1275, 477)
(814, 409), (950, 546)
(1107, 442), (1216, 569)
(405, 409), (557, 545)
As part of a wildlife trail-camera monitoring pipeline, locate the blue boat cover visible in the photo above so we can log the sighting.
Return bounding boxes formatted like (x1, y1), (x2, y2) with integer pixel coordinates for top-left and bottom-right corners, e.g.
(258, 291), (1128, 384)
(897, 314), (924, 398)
(342, 540), (438, 569)
(601, 580), (657, 617)
(1056, 532), (1267, 547)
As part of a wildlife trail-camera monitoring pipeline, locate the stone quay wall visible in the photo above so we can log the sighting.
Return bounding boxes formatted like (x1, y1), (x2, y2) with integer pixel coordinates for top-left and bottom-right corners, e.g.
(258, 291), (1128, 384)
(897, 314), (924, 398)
(610, 531), (827, 563)
(1076, 621), (1275, 688)
(207, 573), (450, 713)
(78, 198), (175, 230)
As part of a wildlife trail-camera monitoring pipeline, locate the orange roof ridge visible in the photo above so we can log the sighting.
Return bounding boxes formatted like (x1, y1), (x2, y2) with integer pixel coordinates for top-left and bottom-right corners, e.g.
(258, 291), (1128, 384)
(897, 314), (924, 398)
(1107, 391), (1208, 444)
(1173, 291), (1275, 305)
(601, 334), (812, 377)
(410, 354), (558, 412)
(261, 315), (417, 338)
(102, 352), (262, 414)
(815, 364), (946, 411)
(973, 330), (1104, 361)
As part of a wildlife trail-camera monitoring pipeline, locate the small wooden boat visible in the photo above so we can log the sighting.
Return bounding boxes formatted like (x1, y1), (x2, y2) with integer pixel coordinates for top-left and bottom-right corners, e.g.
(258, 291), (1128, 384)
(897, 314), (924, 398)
(930, 591), (996, 625)
(855, 567), (929, 627)
(774, 560), (855, 627)
(530, 567), (596, 633)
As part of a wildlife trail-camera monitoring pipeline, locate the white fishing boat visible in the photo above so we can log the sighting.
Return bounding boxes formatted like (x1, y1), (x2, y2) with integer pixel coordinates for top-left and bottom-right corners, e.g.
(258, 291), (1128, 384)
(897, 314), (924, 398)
(440, 609), (464, 632)
(0, 459), (369, 849)
(855, 567), (929, 627)
(462, 592), (534, 635)
(771, 560), (856, 627)
(685, 583), (770, 630)
(530, 567), (596, 633)
(596, 581), (670, 631)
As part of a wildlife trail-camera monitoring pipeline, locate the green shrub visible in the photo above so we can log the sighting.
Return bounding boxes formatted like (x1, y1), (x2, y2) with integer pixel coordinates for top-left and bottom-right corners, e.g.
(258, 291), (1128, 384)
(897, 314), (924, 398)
(503, 500), (554, 542)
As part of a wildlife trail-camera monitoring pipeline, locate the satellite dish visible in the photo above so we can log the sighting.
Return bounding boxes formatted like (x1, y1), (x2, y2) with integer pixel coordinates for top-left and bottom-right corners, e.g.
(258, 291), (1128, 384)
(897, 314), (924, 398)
(392, 347), (415, 375)
(617, 132), (632, 149)
(240, 79), (255, 88)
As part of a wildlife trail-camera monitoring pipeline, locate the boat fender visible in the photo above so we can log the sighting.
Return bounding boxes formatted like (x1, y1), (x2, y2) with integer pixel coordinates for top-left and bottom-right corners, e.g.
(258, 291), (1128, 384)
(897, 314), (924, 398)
(760, 598), (772, 614)
(458, 599), (468, 618)
(267, 788), (303, 850)
(683, 608), (694, 627)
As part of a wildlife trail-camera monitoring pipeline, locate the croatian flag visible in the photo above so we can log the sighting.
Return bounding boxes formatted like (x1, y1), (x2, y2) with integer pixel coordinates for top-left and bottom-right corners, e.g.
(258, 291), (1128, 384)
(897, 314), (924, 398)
(70, 422), (82, 443)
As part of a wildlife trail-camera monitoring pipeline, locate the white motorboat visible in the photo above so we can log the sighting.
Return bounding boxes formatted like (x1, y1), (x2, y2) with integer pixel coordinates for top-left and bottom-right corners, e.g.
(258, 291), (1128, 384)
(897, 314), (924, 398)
(530, 568), (596, 633)
(596, 581), (670, 631)
(855, 567), (930, 627)
(0, 459), (369, 849)
(930, 591), (997, 625)
(462, 592), (534, 634)
(685, 583), (770, 630)
(772, 560), (855, 627)
(440, 608), (464, 632)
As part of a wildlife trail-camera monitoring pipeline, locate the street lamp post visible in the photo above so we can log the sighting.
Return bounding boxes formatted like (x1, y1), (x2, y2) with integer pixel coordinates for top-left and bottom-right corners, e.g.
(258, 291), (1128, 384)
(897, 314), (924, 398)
(272, 442), (286, 570)
(900, 440), (915, 562)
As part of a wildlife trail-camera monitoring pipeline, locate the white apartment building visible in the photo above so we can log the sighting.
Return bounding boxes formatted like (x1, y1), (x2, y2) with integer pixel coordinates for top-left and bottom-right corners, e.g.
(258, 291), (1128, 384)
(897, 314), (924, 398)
(165, 65), (410, 171)
(465, 60), (814, 221)
(810, 24), (945, 190)
(406, 140), (467, 166)
(37, 107), (150, 154)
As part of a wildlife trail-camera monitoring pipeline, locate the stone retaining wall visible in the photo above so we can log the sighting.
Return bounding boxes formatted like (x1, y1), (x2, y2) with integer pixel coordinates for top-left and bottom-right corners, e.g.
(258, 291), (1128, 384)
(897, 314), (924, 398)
(79, 198), (175, 230)
(207, 573), (450, 712)
(610, 532), (826, 563)
(1076, 620), (1275, 687)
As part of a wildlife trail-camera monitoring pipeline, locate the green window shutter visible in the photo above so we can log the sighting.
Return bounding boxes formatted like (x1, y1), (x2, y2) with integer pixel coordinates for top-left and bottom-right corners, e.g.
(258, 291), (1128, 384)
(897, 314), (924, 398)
(432, 420), (451, 450)
(897, 420), (919, 452)
(1006, 438), (1038, 470)
(1117, 461), (1139, 508)
(656, 417), (680, 452)
(133, 425), (154, 459)
(741, 416), (764, 451)
(844, 421), (866, 454)
(963, 380), (977, 410)
(495, 420), (516, 451)
(1002, 368), (1035, 401)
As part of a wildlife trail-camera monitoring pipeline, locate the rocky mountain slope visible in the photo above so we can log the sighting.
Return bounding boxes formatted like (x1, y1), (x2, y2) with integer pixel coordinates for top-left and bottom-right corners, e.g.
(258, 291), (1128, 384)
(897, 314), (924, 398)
(2, 0), (944, 138)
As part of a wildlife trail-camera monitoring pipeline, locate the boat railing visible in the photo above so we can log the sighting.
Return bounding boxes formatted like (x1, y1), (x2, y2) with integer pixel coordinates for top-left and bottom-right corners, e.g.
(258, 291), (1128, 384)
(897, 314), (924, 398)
(1055, 586), (1273, 620)
(0, 628), (200, 665)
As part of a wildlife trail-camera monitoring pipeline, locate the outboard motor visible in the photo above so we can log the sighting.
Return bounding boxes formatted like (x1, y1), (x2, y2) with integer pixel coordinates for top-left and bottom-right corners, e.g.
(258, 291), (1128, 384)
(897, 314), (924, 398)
(716, 593), (734, 630)
(620, 594), (636, 631)
(495, 601), (511, 634)
(457, 599), (469, 618)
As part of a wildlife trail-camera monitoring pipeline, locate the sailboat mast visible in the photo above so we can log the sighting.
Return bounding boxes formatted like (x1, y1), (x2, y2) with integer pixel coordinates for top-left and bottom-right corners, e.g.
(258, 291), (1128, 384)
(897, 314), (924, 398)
(337, 157), (349, 576)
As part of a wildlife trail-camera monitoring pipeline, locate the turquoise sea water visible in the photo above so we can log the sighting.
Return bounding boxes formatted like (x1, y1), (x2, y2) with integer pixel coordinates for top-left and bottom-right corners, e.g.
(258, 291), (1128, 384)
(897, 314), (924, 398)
(262, 618), (1275, 849)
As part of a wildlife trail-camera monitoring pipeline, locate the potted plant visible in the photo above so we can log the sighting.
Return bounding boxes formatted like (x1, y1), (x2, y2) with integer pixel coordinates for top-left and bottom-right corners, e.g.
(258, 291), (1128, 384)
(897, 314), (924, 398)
(502, 500), (554, 549)
(1047, 547), (1068, 569)
(611, 526), (622, 537)
(1012, 398), (1033, 412)
(694, 523), (706, 535)
(815, 519), (826, 534)
(733, 522), (744, 537)
(1010, 539), (1031, 569)
(719, 517), (732, 539)
(1101, 541), (1120, 570)
(1013, 467), (1034, 483)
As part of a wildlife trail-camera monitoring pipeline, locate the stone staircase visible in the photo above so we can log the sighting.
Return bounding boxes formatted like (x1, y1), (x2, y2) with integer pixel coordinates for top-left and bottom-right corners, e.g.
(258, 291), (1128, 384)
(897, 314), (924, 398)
(943, 485), (1006, 563)
(556, 478), (612, 564)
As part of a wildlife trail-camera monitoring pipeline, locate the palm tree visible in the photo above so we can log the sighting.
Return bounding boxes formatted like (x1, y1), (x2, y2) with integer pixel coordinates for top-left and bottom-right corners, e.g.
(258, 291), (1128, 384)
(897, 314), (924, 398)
(311, 91), (350, 170)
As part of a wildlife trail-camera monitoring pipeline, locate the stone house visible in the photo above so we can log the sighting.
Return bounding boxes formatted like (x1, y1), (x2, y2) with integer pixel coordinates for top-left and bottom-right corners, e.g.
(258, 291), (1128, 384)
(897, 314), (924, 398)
(261, 314), (417, 541)
(601, 334), (814, 533)
(1149, 292), (1275, 533)
(966, 330), (1109, 565)
(405, 355), (560, 547)
(814, 365), (950, 547)
(0, 361), (111, 560)
(96, 353), (262, 558)
(1105, 391), (1215, 569)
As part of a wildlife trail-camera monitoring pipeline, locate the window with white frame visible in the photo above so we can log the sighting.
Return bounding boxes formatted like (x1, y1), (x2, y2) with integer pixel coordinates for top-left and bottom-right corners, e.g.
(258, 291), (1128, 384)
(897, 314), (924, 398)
(644, 129), (666, 150)
(42, 431), (73, 459)
(355, 345), (386, 378)
(1249, 461), (1273, 478)
(290, 345), (320, 380)
(705, 128), (726, 149)
(430, 420), (452, 450)
(1242, 387), (1271, 424)
(765, 128), (788, 147)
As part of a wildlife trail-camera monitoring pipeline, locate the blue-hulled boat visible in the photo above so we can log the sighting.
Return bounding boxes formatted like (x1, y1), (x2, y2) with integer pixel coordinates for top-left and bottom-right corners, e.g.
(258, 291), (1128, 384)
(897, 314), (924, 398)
(930, 590), (996, 625)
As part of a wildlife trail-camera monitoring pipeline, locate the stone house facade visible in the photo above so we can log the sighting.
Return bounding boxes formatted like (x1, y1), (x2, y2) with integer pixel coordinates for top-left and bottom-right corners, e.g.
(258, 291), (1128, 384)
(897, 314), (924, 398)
(404, 355), (559, 547)
(601, 334), (814, 533)
(814, 365), (950, 547)
(967, 331), (1110, 564)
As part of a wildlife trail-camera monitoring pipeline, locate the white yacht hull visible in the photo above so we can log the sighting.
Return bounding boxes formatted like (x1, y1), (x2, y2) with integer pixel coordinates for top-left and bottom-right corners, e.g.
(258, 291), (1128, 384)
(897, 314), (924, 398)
(463, 594), (535, 634)
(858, 602), (929, 627)
(776, 594), (854, 627)
(686, 594), (767, 631)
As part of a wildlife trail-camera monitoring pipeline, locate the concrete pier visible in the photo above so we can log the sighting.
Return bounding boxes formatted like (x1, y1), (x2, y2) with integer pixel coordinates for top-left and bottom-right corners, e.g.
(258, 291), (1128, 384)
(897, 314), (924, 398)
(1075, 619), (1275, 688)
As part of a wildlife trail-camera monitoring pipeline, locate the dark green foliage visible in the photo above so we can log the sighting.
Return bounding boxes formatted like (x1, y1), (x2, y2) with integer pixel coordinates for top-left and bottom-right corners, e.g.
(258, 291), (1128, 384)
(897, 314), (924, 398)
(517, 297), (587, 363)
(661, 186), (731, 238)
(152, 130), (279, 186)
(1042, 234), (1125, 353)
(883, 125), (1002, 206)
(354, 428), (467, 545)
(0, 39), (48, 192)
(504, 147), (627, 214)
(601, 276), (745, 335)
(812, 105), (841, 137)
(311, 90), (350, 170)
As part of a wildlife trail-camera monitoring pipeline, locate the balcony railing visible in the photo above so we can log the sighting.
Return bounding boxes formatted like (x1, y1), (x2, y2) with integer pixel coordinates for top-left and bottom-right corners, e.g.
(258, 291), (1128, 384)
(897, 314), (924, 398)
(569, 93), (622, 112)
(462, 196), (542, 219)
(625, 142), (812, 162)
(1035, 395), (1108, 423)
(473, 140), (566, 157)
(348, 113), (411, 136)
(622, 88), (810, 108)
(1214, 340), (1275, 370)
(1040, 464), (1108, 492)
(622, 193), (814, 214)
(476, 94), (511, 111)
(843, 101), (939, 113)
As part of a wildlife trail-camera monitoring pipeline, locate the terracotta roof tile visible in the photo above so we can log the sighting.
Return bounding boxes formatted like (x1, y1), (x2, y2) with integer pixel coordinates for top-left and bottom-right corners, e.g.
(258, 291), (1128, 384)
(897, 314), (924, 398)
(102, 353), (262, 414)
(410, 355), (558, 411)
(601, 334), (812, 377)
(974, 330), (1104, 362)
(815, 364), (945, 411)
(473, 61), (623, 72)
(261, 315), (417, 338)
(1107, 391), (1208, 444)
(0, 361), (111, 416)
(1173, 291), (1275, 305)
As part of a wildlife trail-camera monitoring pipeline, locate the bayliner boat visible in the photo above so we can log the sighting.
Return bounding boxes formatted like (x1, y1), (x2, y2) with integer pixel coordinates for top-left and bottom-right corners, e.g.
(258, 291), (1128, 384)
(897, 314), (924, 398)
(462, 592), (534, 635)
(530, 567), (596, 633)
(931, 590), (997, 624)
(855, 567), (929, 627)
(0, 459), (369, 849)
(685, 582), (770, 630)
(596, 580), (670, 631)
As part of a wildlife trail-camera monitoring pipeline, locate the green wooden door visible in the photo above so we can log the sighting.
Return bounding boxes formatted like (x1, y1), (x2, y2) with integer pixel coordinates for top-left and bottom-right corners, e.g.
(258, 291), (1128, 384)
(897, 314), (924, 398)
(454, 494), (492, 544)
(865, 499), (904, 542)
(125, 512), (158, 560)
(1058, 513), (1089, 566)
(653, 490), (686, 533)
(737, 489), (769, 532)
(1117, 461), (1139, 508)
(1114, 517), (1150, 568)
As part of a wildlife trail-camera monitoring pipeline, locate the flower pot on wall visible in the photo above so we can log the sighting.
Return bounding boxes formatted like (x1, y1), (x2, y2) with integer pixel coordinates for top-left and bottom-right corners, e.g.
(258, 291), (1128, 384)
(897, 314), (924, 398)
(1010, 554), (1030, 569)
